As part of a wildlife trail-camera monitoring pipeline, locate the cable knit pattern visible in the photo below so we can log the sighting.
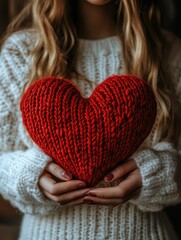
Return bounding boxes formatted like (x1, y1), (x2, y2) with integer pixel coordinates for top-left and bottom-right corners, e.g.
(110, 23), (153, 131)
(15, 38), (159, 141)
(0, 30), (181, 240)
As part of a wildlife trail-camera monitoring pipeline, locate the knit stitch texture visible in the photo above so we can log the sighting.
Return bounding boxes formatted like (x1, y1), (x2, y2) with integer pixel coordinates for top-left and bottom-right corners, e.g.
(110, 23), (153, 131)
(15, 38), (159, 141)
(20, 75), (157, 187)
(0, 30), (181, 240)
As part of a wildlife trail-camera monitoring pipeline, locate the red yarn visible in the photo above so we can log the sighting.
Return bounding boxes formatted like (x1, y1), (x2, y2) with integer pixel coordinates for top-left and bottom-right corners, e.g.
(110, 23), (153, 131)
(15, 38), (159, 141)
(20, 75), (157, 187)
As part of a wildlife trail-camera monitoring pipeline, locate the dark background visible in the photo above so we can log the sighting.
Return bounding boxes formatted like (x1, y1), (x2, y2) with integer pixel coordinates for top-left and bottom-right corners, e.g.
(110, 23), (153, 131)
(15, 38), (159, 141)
(1, 0), (181, 39)
(0, 0), (181, 240)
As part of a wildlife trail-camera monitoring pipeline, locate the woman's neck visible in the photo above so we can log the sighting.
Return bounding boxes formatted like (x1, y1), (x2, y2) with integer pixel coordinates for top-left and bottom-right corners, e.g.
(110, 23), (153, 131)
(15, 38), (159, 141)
(75, 0), (117, 40)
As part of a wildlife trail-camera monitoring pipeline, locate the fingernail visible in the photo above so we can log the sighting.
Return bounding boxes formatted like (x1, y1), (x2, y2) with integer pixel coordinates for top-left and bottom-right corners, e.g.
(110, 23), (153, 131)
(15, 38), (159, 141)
(62, 171), (72, 180)
(58, 201), (66, 205)
(104, 173), (114, 181)
(87, 192), (97, 197)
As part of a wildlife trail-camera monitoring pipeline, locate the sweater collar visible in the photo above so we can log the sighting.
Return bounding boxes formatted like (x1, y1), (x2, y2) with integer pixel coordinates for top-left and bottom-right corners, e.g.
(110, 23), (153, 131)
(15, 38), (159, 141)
(77, 35), (121, 54)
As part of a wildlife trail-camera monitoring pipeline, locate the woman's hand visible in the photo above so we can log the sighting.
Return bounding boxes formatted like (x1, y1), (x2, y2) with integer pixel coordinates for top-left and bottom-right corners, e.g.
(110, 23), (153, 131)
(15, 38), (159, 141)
(38, 161), (91, 206)
(83, 159), (142, 206)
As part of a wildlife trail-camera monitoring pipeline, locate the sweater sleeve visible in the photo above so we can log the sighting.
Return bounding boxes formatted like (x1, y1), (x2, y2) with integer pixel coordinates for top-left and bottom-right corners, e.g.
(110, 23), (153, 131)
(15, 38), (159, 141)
(0, 32), (59, 215)
(130, 142), (181, 212)
(130, 37), (181, 212)
(0, 148), (60, 215)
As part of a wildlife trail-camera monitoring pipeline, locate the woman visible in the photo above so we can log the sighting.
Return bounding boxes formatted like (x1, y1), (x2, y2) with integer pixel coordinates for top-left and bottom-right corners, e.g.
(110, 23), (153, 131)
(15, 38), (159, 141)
(0, 0), (181, 239)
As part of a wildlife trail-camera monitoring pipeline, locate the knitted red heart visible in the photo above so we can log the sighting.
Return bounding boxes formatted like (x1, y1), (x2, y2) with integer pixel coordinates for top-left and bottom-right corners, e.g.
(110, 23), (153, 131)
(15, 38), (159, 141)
(20, 75), (157, 187)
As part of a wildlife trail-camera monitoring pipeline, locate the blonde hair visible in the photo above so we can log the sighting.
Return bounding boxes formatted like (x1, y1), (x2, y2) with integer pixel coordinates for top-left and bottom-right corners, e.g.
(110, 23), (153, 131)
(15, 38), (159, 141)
(1, 0), (174, 140)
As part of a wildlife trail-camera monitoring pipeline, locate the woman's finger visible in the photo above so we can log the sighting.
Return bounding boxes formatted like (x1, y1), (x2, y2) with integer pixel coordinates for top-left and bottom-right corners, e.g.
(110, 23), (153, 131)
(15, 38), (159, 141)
(104, 159), (138, 182)
(61, 197), (85, 207)
(83, 197), (122, 205)
(87, 169), (142, 199)
(39, 172), (87, 195)
(45, 161), (72, 181)
(83, 187), (141, 206)
(42, 187), (90, 203)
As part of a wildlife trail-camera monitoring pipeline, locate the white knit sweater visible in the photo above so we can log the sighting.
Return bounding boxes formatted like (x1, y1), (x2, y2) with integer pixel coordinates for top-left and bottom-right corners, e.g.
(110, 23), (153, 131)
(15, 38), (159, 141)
(0, 30), (181, 240)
